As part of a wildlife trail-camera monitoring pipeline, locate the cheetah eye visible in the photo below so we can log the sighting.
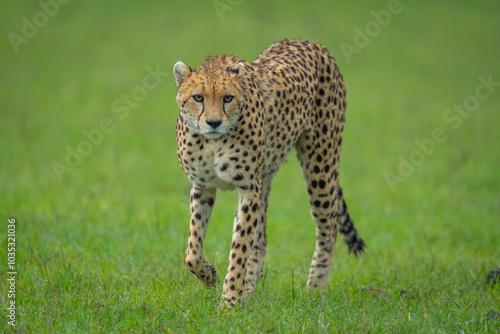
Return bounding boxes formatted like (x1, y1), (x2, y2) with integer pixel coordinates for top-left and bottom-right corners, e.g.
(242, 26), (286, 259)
(223, 95), (234, 103)
(192, 95), (204, 103)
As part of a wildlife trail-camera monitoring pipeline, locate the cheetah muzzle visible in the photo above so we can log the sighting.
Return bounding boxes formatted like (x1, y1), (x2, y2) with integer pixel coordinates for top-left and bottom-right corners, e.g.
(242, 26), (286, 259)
(173, 39), (366, 308)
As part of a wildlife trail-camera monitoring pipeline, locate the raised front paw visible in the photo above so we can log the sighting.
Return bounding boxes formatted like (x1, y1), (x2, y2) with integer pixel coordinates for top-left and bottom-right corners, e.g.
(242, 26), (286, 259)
(186, 257), (219, 288)
(195, 263), (219, 288)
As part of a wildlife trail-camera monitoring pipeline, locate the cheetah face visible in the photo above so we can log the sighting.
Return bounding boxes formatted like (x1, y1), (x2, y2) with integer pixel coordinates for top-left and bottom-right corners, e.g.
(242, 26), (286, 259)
(173, 61), (245, 139)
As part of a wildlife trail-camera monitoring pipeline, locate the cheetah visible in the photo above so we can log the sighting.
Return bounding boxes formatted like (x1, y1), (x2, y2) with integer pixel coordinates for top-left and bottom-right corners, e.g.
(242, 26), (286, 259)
(173, 39), (365, 308)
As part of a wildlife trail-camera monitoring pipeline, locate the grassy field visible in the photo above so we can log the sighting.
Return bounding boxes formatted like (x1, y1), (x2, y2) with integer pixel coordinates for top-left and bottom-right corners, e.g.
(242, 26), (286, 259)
(1, 0), (499, 332)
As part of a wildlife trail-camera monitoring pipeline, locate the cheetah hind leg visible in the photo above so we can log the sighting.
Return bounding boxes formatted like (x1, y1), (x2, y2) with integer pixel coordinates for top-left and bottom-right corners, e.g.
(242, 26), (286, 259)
(305, 182), (366, 290)
(294, 131), (337, 289)
(295, 131), (365, 290)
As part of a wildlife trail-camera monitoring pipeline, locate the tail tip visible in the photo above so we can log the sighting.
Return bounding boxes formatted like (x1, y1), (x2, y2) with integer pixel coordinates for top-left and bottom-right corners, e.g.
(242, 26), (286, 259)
(348, 236), (366, 257)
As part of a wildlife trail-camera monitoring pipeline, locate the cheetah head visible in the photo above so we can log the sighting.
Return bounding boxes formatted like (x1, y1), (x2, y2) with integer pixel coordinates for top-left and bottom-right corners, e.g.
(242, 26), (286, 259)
(173, 59), (246, 139)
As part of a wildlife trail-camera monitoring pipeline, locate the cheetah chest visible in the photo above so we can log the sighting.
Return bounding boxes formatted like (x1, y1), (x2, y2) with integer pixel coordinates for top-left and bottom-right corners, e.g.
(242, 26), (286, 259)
(178, 138), (253, 191)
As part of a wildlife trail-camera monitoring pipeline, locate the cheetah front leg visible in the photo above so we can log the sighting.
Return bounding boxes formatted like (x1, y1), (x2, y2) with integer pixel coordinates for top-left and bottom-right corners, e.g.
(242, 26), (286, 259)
(243, 175), (272, 297)
(222, 189), (260, 307)
(185, 186), (219, 287)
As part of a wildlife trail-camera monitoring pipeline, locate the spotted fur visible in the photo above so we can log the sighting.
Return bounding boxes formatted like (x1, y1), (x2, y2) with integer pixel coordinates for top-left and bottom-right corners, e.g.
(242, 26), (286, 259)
(173, 39), (365, 308)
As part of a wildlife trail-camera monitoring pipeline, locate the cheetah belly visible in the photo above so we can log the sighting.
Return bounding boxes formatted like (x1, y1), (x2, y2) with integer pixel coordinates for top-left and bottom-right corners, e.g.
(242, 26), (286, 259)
(212, 177), (236, 191)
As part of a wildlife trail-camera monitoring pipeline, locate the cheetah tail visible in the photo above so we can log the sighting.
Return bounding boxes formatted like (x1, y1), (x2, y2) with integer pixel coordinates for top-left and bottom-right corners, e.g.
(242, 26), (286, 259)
(336, 190), (366, 256)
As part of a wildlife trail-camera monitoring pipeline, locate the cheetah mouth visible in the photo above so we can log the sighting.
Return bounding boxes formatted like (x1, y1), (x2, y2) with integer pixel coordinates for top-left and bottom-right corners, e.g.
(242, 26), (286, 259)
(202, 131), (225, 139)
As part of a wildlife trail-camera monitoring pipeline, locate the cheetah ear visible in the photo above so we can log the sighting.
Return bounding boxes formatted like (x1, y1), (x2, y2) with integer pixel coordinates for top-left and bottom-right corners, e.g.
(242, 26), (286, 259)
(173, 61), (192, 88)
(228, 62), (246, 81)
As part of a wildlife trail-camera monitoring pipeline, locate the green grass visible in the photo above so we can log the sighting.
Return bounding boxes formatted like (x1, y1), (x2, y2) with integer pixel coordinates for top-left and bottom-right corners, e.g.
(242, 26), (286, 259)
(1, 0), (500, 332)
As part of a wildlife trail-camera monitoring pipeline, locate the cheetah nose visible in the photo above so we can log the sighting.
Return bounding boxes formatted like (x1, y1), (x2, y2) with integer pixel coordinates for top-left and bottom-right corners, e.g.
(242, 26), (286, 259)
(206, 119), (222, 129)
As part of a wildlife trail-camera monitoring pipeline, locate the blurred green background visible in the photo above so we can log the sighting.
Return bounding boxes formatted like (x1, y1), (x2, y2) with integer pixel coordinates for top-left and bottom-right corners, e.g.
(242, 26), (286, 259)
(0, 0), (499, 331)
